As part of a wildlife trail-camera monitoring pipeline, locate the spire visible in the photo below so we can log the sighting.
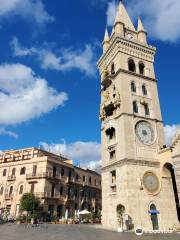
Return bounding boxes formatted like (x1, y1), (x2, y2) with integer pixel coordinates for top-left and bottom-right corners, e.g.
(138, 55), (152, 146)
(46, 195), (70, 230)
(103, 28), (110, 42)
(114, 1), (135, 31)
(102, 28), (110, 53)
(137, 17), (146, 32)
(137, 17), (147, 44)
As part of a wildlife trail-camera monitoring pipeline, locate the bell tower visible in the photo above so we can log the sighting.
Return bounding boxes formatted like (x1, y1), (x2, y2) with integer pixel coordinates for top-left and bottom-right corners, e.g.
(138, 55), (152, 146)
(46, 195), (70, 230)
(98, 1), (179, 231)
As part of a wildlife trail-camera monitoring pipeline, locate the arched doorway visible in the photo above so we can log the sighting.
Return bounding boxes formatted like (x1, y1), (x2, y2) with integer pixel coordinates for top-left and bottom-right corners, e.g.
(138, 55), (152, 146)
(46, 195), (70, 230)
(163, 163), (180, 221)
(149, 204), (159, 230)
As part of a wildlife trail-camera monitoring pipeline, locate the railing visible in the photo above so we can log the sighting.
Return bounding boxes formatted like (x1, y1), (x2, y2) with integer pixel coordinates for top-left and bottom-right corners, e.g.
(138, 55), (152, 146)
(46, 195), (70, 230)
(66, 196), (75, 201)
(26, 172), (66, 182)
(5, 194), (13, 200)
(34, 192), (65, 201)
(67, 178), (75, 184)
(7, 175), (16, 181)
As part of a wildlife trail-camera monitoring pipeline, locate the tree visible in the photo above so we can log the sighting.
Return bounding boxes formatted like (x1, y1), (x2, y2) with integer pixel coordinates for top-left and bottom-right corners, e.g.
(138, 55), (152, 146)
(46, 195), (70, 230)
(20, 193), (39, 215)
(116, 204), (125, 231)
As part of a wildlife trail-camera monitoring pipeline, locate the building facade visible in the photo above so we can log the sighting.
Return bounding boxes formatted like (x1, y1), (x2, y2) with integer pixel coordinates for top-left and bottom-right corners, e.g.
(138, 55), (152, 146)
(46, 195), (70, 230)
(98, 2), (180, 231)
(0, 148), (101, 219)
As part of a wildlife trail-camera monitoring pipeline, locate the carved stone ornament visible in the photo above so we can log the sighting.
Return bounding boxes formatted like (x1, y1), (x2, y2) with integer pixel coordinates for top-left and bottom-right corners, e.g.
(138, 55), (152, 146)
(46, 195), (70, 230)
(102, 67), (109, 80)
(100, 86), (121, 120)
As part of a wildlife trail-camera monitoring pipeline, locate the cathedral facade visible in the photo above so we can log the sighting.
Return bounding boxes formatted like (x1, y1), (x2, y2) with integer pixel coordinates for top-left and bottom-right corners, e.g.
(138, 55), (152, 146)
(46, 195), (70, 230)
(98, 2), (180, 231)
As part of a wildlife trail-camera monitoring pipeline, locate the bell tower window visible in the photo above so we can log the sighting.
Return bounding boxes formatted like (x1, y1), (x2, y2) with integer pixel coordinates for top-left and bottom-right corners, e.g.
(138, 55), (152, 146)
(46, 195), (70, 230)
(139, 62), (145, 75)
(144, 103), (150, 116)
(133, 101), (138, 113)
(128, 59), (136, 72)
(131, 81), (136, 93)
(110, 150), (116, 160)
(111, 63), (115, 75)
(142, 84), (147, 96)
(106, 127), (116, 141)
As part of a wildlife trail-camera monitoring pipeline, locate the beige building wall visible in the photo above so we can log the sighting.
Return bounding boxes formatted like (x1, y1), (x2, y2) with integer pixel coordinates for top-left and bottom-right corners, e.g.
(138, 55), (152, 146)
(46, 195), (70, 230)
(0, 148), (101, 219)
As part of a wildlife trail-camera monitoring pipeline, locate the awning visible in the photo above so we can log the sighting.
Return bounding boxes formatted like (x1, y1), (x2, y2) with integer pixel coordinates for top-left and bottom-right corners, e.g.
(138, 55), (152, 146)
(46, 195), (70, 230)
(78, 210), (91, 215)
(148, 209), (160, 214)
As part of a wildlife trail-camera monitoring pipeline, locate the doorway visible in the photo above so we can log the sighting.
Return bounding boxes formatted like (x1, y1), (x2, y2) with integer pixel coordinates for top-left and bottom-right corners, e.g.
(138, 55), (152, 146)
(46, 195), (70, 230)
(57, 205), (63, 218)
(150, 204), (159, 230)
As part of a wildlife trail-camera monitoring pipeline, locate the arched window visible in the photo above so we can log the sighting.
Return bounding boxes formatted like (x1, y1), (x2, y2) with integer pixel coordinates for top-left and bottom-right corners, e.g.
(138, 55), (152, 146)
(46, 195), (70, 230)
(111, 63), (115, 75)
(131, 81), (136, 93)
(133, 101), (138, 113)
(106, 127), (116, 141)
(9, 186), (13, 196)
(128, 59), (136, 72)
(19, 185), (23, 195)
(139, 62), (145, 75)
(20, 167), (26, 175)
(3, 169), (7, 177)
(149, 204), (159, 230)
(144, 103), (150, 116)
(142, 84), (147, 96)
(0, 186), (4, 195)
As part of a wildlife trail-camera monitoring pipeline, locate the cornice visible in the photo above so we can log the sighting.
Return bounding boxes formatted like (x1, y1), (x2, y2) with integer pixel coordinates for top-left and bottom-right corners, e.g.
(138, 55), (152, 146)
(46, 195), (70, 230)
(98, 36), (156, 68)
(101, 158), (160, 172)
(111, 68), (157, 82)
(101, 112), (163, 129)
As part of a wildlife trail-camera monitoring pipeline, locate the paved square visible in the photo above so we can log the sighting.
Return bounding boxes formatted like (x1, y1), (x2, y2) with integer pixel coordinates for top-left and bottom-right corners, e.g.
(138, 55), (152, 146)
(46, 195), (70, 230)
(0, 224), (180, 240)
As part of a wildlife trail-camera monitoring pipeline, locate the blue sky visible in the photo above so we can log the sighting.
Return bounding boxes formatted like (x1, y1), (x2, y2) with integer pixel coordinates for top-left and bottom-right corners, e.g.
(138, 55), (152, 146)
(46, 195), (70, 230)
(0, 0), (179, 170)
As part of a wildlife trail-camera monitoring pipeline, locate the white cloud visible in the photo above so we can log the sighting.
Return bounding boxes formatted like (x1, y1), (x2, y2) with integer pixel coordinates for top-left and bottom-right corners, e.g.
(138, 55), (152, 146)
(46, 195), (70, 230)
(0, 63), (68, 125)
(11, 37), (96, 77)
(164, 124), (180, 146)
(0, 127), (18, 138)
(0, 0), (54, 26)
(11, 37), (36, 57)
(105, 0), (180, 42)
(126, 0), (180, 42)
(40, 140), (101, 172)
(106, 0), (117, 26)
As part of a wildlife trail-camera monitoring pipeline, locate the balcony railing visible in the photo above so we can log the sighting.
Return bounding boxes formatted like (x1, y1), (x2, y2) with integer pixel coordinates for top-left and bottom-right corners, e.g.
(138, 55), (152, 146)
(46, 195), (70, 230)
(7, 175), (16, 181)
(34, 192), (65, 201)
(5, 194), (13, 200)
(26, 172), (66, 182)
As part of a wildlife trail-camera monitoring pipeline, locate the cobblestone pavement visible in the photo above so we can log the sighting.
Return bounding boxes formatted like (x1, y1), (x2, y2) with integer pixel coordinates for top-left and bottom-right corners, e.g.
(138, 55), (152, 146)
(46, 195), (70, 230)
(0, 224), (180, 240)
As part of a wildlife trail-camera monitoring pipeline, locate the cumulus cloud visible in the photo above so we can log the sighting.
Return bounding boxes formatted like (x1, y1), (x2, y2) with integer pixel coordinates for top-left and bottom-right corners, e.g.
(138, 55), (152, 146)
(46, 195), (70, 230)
(105, 0), (180, 42)
(11, 37), (96, 77)
(127, 0), (180, 42)
(0, 63), (68, 125)
(164, 124), (180, 146)
(40, 140), (101, 172)
(0, 127), (18, 138)
(106, 0), (117, 26)
(0, 0), (54, 26)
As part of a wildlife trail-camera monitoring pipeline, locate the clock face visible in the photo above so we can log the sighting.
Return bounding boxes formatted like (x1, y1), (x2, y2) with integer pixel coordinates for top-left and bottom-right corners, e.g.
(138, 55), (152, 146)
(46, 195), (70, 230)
(136, 121), (155, 145)
(143, 172), (159, 194)
(127, 33), (133, 40)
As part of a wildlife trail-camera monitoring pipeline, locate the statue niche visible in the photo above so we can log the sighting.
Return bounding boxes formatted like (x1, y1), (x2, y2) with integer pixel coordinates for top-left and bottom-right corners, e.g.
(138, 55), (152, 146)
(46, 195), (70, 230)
(100, 84), (121, 120)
